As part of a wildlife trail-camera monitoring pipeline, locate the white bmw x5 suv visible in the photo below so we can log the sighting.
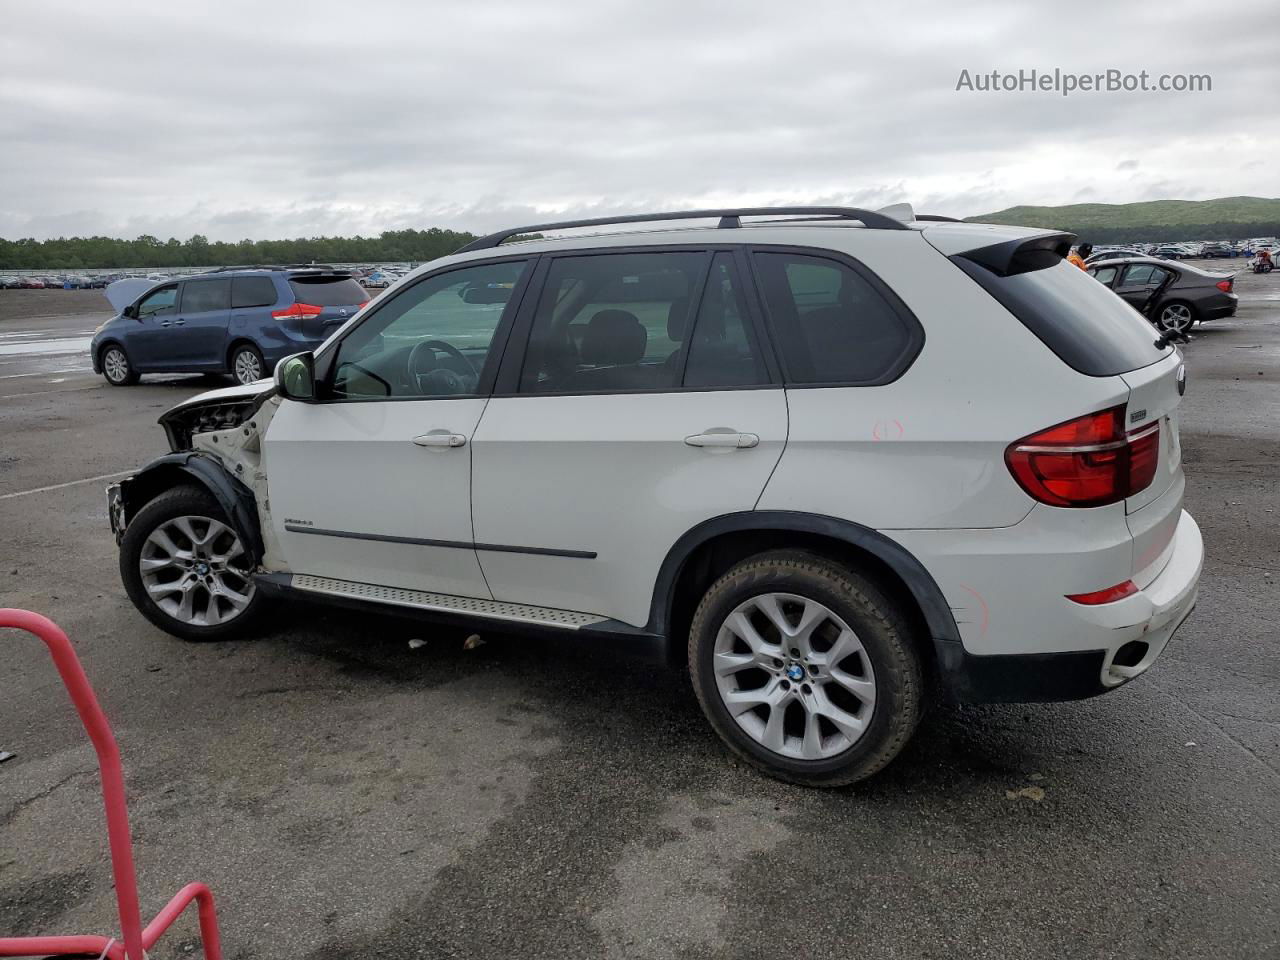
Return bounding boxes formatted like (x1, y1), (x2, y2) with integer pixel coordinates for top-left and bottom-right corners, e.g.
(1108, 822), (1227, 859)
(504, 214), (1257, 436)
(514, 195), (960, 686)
(108, 207), (1203, 786)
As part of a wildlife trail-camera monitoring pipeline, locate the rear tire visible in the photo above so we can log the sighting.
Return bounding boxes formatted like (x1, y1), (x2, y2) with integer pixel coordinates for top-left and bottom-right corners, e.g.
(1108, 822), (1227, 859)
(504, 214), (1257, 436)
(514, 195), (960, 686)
(229, 343), (266, 385)
(688, 551), (923, 787)
(101, 344), (139, 386)
(120, 485), (266, 642)
(1155, 301), (1196, 335)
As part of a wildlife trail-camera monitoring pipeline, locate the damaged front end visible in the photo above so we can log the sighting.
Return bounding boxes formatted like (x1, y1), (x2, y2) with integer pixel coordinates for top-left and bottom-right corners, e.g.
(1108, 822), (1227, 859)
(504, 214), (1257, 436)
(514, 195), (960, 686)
(108, 381), (288, 573)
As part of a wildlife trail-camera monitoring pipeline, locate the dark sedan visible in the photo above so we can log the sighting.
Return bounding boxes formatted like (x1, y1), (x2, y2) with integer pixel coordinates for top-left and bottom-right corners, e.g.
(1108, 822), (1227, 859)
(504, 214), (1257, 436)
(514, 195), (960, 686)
(1087, 257), (1237, 335)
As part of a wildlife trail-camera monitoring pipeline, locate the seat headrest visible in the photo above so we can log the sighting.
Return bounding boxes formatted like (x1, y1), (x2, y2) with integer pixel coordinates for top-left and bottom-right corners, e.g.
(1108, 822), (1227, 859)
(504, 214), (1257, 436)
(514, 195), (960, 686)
(581, 309), (647, 365)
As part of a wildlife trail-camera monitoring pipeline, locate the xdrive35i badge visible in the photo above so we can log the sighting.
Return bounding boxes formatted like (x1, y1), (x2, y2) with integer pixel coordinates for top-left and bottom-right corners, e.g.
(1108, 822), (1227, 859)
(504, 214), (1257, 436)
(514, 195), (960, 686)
(1129, 409), (1147, 424)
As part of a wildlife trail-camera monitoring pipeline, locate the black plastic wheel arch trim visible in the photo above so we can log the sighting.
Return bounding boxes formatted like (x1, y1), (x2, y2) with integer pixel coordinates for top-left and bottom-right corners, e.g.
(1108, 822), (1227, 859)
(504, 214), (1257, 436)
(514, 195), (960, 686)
(117, 452), (264, 563)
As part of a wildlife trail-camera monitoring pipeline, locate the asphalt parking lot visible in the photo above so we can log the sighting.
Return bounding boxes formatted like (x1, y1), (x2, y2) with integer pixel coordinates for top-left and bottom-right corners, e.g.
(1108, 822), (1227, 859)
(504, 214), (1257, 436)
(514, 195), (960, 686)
(1, 272), (1277, 959)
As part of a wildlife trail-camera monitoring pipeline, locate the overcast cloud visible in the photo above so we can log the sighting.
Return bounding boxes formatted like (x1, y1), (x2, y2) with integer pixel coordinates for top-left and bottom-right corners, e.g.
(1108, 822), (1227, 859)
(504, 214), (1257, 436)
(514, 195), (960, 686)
(1, 0), (1276, 241)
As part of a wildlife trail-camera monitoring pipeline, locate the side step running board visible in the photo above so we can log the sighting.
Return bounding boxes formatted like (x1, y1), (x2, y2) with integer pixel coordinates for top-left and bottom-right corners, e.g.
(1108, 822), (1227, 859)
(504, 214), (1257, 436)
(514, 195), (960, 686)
(286, 574), (609, 630)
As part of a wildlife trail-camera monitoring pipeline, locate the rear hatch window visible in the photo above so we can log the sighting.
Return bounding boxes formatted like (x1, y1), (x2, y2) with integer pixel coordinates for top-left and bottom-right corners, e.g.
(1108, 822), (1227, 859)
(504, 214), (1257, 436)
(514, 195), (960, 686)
(288, 274), (368, 306)
(952, 258), (1171, 376)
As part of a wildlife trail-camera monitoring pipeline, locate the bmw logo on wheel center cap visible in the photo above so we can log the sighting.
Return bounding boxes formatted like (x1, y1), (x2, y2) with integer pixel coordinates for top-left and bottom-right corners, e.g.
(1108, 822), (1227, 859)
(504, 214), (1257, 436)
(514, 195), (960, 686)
(786, 664), (805, 681)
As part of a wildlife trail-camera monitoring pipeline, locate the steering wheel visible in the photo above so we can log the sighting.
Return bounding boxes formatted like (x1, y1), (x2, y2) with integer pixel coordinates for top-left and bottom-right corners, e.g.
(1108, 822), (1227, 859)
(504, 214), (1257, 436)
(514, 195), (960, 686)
(407, 339), (478, 395)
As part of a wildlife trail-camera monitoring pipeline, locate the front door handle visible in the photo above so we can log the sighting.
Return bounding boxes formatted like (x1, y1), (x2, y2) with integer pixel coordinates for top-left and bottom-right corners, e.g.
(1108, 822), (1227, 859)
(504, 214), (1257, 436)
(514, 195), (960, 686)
(413, 432), (467, 448)
(685, 431), (760, 449)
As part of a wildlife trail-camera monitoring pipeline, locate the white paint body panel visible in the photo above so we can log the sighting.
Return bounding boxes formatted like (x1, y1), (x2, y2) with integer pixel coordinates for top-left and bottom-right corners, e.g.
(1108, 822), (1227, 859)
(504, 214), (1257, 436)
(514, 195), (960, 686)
(262, 396), (492, 598)
(470, 390), (788, 626)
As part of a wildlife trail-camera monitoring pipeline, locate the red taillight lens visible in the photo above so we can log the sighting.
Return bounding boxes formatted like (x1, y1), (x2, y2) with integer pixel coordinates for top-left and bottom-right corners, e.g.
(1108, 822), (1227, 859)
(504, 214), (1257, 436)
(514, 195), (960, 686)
(1006, 406), (1160, 507)
(1066, 580), (1138, 605)
(271, 302), (323, 321)
(1216, 279), (1233, 293)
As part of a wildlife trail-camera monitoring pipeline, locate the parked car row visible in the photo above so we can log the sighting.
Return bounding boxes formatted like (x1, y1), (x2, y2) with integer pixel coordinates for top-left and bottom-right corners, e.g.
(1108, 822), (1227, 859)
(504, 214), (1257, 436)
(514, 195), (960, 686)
(1081, 237), (1278, 264)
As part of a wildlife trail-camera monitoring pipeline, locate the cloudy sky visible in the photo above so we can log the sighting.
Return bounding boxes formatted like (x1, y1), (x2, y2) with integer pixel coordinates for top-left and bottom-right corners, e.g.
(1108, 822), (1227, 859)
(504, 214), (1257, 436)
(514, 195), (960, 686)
(1, 0), (1275, 241)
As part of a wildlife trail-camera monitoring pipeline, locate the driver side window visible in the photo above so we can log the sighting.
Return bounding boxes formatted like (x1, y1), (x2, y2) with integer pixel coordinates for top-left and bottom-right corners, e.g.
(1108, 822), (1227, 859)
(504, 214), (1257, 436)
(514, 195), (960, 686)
(329, 260), (528, 399)
(137, 284), (179, 318)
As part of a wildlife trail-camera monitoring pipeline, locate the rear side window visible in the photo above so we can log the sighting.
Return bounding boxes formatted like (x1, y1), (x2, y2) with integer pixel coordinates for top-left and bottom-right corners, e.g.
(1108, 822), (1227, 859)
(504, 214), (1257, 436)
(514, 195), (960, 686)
(953, 258), (1169, 376)
(231, 276), (278, 308)
(1091, 266), (1118, 285)
(181, 278), (231, 313)
(289, 275), (367, 306)
(752, 252), (920, 385)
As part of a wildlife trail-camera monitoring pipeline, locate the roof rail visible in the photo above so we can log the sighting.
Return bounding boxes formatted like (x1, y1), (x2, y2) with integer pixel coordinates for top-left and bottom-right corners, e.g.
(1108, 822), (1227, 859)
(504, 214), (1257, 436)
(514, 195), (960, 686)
(456, 206), (910, 253)
(915, 214), (963, 223)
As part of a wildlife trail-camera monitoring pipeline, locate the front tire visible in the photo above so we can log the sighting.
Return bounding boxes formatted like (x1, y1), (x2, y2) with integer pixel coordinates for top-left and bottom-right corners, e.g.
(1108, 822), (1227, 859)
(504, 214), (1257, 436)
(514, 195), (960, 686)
(120, 486), (265, 641)
(101, 344), (139, 386)
(688, 551), (923, 787)
(229, 343), (266, 385)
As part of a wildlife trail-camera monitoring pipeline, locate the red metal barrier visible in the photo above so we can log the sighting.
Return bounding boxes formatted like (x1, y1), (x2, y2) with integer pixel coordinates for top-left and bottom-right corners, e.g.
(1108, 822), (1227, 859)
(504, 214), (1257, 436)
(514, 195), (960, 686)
(0, 609), (223, 960)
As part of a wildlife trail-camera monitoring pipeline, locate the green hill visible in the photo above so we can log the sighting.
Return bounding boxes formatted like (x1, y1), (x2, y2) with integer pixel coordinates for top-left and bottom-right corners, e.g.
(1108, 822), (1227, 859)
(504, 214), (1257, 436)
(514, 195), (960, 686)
(966, 196), (1280, 244)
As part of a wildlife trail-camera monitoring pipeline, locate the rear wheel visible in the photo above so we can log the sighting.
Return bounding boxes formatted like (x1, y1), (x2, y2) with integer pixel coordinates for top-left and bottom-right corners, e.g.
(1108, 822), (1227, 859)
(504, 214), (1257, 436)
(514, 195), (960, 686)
(230, 343), (266, 385)
(688, 551), (923, 787)
(120, 486), (265, 641)
(101, 344), (139, 386)
(1156, 301), (1195, 335)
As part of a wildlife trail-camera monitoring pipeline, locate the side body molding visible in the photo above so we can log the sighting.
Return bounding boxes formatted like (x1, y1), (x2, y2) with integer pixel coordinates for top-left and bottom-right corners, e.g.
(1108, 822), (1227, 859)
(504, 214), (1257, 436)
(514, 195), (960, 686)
(115, 452), (264, 563)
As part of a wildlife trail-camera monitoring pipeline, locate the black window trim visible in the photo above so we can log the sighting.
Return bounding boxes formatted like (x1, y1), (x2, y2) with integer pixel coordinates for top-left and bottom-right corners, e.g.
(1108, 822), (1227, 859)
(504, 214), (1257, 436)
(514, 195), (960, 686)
(310, 253), (537, 404)
(490, 243), (784, 399)
(743, 244), (926, 389)
(179, 276), (232, 314)
(135, 281), (181, 316)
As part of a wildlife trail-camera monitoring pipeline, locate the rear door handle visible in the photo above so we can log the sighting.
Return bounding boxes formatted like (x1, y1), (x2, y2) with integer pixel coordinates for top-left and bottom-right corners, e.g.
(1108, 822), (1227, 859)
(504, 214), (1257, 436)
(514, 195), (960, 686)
(413, 432), (467, 448)
(685, 431), (759, 449)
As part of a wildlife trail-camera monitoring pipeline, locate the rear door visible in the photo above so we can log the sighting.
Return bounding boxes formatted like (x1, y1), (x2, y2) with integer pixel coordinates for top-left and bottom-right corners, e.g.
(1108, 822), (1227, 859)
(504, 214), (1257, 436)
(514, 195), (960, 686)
(1113, 263), (1172, 312)
(470, 248), (787, 626)
(175, 277), (233, 368)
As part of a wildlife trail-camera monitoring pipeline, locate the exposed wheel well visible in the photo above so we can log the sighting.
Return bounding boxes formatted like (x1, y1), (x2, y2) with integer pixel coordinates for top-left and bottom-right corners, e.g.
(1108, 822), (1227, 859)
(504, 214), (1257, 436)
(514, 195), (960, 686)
(97, 339), (126, 362)
(664, 528), (936, 676)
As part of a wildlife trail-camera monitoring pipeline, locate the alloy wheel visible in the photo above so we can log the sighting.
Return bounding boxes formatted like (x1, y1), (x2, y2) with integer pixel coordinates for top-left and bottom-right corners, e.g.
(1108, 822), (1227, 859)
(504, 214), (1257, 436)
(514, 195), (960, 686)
(712, 592), (876, 760)
(1158, 303), (1193, 334)
(139, 515), (255, 626)
(104, 347), (130, 384)
(233, 349), (263, 384)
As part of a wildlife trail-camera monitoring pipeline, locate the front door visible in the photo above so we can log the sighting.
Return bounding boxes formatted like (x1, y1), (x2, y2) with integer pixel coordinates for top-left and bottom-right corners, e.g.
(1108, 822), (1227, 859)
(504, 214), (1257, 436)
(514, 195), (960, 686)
(127, 282), (181, 368)
(470, 249), (787, 626)
(261, 257), (532, 598)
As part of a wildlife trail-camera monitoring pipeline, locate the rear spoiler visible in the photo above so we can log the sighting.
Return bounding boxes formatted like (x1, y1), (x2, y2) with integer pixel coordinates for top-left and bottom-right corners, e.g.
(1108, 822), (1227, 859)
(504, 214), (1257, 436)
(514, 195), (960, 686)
(954, 232), (1076, 277)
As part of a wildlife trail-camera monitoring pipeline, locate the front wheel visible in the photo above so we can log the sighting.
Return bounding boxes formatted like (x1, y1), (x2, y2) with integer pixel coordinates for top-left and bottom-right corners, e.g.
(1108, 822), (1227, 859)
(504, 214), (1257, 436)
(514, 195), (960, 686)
(688, 551), (923, 787)
(120, 486), (266, 641)
(230, 343), (266, 385)
(101, 345), (139, 386)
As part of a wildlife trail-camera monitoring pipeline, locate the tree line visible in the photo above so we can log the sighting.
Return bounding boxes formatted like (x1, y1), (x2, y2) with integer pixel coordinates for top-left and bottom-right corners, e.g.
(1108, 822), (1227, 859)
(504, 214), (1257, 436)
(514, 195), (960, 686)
(0, 227), (479, 270)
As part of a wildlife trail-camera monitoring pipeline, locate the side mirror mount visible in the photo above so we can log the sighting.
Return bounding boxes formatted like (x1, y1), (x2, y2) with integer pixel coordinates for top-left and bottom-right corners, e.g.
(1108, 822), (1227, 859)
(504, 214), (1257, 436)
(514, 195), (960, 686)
(123, 304), (139, 320)
(275, 351), (317, 401)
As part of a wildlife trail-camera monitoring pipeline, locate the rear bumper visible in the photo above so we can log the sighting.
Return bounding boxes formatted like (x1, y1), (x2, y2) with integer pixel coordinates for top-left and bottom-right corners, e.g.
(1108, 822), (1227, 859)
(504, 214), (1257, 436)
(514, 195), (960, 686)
(913, 509), (1203, 703)
(1200, 293), (1237, 321)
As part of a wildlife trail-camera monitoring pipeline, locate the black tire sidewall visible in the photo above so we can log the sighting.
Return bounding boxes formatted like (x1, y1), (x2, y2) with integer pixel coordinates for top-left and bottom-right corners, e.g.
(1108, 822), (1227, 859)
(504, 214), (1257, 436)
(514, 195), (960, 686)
(689, 553), (921, 786)
(119, 485), (263, 641)
(1158, 301), (1195, 333)
(101, 344), (136, 385)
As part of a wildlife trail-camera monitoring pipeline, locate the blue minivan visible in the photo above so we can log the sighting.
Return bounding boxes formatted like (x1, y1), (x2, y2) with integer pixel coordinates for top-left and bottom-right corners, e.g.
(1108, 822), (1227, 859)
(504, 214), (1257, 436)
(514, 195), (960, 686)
(91, 267), (369, 386)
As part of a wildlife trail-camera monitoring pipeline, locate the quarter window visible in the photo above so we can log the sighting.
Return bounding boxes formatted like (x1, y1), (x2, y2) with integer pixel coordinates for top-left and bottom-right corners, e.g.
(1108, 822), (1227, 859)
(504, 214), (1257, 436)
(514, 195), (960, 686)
(753, 252), (917, 385)
(181, 278), (231, 313)
(231, 276), (278, 308)
(682, 253), (768, 388)
(329, 260), (527, 399)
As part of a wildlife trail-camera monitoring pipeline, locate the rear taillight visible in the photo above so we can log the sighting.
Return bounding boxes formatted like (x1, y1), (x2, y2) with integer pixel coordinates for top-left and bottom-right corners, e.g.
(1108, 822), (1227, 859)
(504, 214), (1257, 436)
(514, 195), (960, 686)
(1216, 279), (1233, 293)
(1005, 406), (1160, 507)
(272, 302), (323, 321)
